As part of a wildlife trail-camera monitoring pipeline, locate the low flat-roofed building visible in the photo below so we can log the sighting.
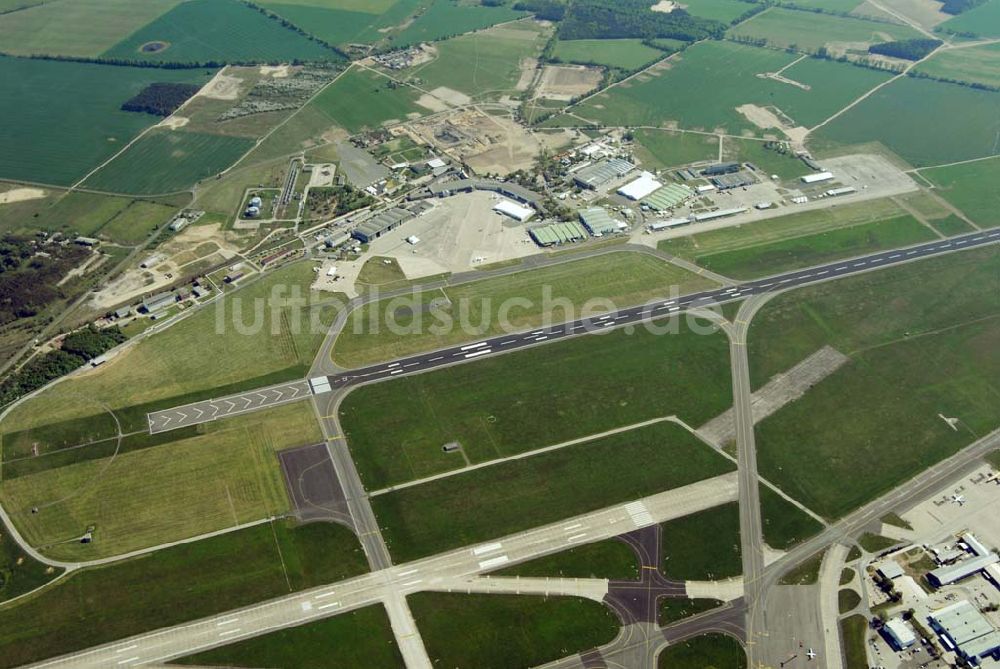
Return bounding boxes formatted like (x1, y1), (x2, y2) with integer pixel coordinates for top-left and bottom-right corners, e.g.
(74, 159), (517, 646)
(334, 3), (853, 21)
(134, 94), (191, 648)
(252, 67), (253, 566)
(929, 554), (1000, 587)
(493, 199), (535, 223)
(884, 618), (917, 649)
(802, 171), (834, 184)
(642, 183), (694, 211)
(529, 221), (588, 247)
(878, 562), (905, 580)
(711, 171), (756, 190)
(930, 601), (1000, 665)
(141, 291), (175, 314)
(701, 162), (739, 176)
(693, 207), (748, 222)
(617, 171), (662, 200)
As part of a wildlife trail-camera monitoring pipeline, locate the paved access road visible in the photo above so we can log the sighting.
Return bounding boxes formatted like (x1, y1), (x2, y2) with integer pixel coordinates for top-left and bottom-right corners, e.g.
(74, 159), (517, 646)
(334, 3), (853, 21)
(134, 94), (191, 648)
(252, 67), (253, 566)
(25, 473), (740, 669)
(326, 228), (1000, 386)
(147, 380), (312, 433)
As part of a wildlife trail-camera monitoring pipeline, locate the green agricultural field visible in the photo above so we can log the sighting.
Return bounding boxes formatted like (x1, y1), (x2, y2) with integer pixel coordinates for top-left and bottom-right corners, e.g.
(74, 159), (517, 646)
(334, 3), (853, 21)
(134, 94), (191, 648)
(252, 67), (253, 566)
(780, 0), (863, 9)
(334, 251), (717, 367)
(494, 537), (640, 580)
(0, 190), (128, 237)
(721, 137), (810, 179)
(0, 0), (180, 57)
(921, 156), (1000, 228)
(175, 605), (403, 668)
(98, 200), (176, 244)
(748, 246), (1000, 518)
(371, 422), (735, 561)
(572, 41), (891, 133)
(941, 0), (1000, 37)
(406, 21), (547, 99)
(83, 129), (254, 195)
(261, 0), (420, 47)
(1, 401), (320, 560)
(633, 129), (720, 169)
(661, 502), (741, 580)
(310, 66), (424, 133)
(0, 518), (61, 603)
(760, 486), (824, 550)
(917, 42), (1000, 89)
(1, 262), (337, 451)
(811, 77), (1000, 167)
(659, 598), (723, 626)
(683, 0), (757, 22)
(0, 520), (367, 669)
(691, 214), (937, 279)
(341, 316), (732, 489)
(392, 0), (526, 46)
(729, 7), (920, 51)
(0, 56), (211, 186)
(103, 0), (340, 63)
(658, 197), (916, 276)
(657, 634), (747, 668)
(412, 593), (619, 669)
(553, 38), (667, 71)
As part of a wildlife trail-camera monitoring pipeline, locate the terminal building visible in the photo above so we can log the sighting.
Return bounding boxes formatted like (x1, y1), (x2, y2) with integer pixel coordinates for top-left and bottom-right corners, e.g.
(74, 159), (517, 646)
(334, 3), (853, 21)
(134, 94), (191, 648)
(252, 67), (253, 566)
(929, 601), (1000, 665)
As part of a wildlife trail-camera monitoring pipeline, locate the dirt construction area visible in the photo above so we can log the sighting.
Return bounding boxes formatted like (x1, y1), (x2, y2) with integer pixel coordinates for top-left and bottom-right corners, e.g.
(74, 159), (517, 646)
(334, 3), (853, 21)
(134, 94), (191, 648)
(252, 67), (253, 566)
(535, 65), (603, 101)
(367, 191), (538, 278)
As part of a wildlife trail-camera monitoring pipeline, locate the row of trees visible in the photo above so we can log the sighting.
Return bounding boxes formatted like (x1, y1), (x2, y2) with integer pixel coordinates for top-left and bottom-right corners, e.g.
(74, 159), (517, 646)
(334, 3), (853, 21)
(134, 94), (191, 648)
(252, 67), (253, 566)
(868, 38), (942, 61)
(0, 326), (127, 408)
(121, 82), (202, 116)
(939, 0), (986, 14)
(557, 0), (725, 41)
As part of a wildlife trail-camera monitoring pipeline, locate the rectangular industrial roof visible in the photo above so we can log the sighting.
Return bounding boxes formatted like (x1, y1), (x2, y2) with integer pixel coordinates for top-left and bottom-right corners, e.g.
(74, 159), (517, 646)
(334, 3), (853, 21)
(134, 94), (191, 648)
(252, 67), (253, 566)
(493, 199), (535, 222)
(802, 171), (834, 183)
(355, 207), (413, 239)
(574, 158), (635, 188)
(530, 221), (587, 246)
(642, 183), (694, 211)
(617, 171), (662, 200)
(929, 554), (999, 586)
(931, 600), (1000, 661)
(579, 206), (619, 235)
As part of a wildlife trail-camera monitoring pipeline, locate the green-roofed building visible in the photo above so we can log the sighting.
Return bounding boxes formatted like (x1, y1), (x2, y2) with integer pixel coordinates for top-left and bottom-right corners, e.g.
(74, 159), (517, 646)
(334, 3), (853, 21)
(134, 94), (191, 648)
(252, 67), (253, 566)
(642, 183), (694, 211)
(529, 221), (588, 246)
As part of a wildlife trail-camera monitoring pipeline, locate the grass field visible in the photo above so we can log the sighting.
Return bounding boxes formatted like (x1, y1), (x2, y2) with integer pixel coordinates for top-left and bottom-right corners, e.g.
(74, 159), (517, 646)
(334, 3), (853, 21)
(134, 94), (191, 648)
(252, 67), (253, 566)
(0, 0), (180, 57)
(778, 549), (824, 584)
(175, 605), (403, 668)
(661, 502), (741, 580)
(405, 20), (546, 99)
(920, 156), (1000, 228)
(841, 614), (869, 669)
(0, 520), (367, 668)
(310, 66), (424, 133)
(411, 593), (619, 669)
(748, 246), (1000, 517)
(760, 486), (824, 550)
(2, 262), (336, 455)
(657, 634), (746, 668)
(552, 38), (667, 71)
(1, 401), (320, 559)
(392, 0), (526, 46)
(572, 41), (891, 133)
(659, 598), (723, 625)
(633, 129), (720, 169)
(334, 252), (716, 367)
(98, 200), (176, 244)
(658, 197), (922, 278)
(0, 518), (61, 603)
(930, 214), (976, 236)
(83, 129), (254, 195)
(493, 538), (640, 580)
(0, 56), (211, 186)
(941, 0), (1000, 37)
(103, 0), (340, 63)
(721, 137), (811, 179)
(839, 588), (862, 614)
(683, 0), (756, 22)
(917, 42), (1000, 89)
(0, 190), (126, 237)
(341, 316), (732, 489)
(690, 214), (936, 279)
(729, 7), (920, 51)
(811, 77), (1000, 167)
(371, 422), (735, 561)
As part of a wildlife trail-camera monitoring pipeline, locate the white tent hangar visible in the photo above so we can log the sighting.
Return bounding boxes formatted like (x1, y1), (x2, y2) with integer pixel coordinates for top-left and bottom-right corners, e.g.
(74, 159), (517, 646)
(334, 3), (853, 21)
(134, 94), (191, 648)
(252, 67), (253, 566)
(493, 199), (535, 222)
(617, 171), (663, 200)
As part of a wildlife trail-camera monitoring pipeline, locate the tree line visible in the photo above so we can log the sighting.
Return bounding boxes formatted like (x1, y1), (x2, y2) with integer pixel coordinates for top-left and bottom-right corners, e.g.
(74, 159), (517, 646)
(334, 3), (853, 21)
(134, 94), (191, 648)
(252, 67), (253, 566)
(121, 82), (202, 116)
(868, 38), (942, 61)
(555, 0), (726, 41)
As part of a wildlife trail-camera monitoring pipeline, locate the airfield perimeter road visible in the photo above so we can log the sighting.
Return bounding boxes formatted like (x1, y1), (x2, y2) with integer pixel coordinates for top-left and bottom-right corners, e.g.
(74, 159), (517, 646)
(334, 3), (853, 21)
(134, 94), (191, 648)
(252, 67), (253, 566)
(145, 227), (1000, 433)
(24, 473), (741, 669)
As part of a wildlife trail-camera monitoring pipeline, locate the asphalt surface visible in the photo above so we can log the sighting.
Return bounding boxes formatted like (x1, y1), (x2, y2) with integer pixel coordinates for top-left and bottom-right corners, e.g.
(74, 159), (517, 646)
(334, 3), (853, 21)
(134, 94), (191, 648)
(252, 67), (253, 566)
(147, 379), (312, 433)
(25, 473), (740, 669)
(327, 229), (1000, 387)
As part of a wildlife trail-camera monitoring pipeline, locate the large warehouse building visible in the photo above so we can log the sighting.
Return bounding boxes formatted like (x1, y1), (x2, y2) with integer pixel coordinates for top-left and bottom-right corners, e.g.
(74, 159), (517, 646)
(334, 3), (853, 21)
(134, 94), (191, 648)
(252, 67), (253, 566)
(579, 207), (626, 236)
(352, 207), (414, 243)
(642, 183), (694, 211)
(573, 158), (635, 190)
(617, 171), (662, 200)
(530, 221), (588, 246)
(493, 199), (535, 223)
